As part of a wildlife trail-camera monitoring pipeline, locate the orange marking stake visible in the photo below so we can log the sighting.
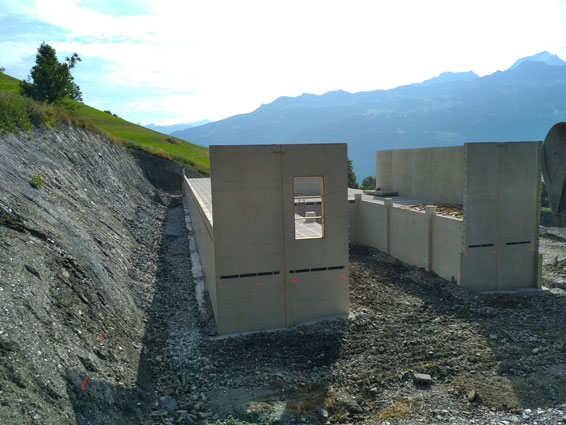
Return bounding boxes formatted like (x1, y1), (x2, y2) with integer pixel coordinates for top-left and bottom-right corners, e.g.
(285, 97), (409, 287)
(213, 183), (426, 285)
(457, 274), (462, 278)
(290, 279), (298, 283)
(217, 285), (224, 289)
(341, 275), (348, 279)
(81, 376), (89, 391)
(99, 331), (105, 342)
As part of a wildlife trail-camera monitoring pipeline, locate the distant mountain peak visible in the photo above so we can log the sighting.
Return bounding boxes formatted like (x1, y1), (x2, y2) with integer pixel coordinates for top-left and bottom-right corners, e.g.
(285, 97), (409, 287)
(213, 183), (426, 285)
(419, 71), (479, 86)
(509, 51), (566, 70)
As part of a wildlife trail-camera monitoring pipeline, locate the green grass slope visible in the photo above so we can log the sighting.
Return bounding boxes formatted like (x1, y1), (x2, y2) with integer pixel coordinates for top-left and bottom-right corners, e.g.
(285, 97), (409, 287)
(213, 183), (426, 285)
(0, 73), (209, 173)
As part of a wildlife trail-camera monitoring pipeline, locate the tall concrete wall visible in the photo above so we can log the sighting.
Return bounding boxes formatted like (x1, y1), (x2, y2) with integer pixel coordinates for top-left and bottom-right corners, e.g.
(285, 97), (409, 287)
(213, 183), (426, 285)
(208, 144), (349, 335)
(210, 146), (286, 334)
(376, 147), (464, 204)
(461, 142), (541, 291)
(281, 144), (349, 326)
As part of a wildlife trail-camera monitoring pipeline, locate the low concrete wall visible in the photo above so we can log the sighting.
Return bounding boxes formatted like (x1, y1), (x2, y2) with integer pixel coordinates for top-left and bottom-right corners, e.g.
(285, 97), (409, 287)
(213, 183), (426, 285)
(431, 214), (463, 282)
(183, 177), (217, 316)
(353, 198), (464, 282)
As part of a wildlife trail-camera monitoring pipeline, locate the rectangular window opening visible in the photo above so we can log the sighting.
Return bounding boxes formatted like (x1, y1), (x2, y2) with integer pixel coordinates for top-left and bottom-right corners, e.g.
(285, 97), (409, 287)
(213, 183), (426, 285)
(294, 176), (324, 240)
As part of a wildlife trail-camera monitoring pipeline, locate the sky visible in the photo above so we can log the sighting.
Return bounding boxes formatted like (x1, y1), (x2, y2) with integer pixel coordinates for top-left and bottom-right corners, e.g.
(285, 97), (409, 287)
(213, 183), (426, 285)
(1, 0), (566, 125)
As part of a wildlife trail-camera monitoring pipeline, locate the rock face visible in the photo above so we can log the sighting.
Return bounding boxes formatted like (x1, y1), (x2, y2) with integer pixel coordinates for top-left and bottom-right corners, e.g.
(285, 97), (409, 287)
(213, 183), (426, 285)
(0, 124), (178, 424)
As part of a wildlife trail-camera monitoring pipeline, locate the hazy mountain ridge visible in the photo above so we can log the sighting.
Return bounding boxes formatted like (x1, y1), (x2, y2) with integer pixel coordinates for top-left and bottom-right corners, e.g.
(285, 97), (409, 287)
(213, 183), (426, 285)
(144, 120), (211, 135)
(172, 52), (566, 178)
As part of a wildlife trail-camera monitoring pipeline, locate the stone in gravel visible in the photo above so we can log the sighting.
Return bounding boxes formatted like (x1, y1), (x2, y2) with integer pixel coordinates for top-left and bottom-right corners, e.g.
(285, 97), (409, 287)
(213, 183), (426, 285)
(413, 372), (432, 385)
(317, 406), (329, 419)
(370, 387), (378, 394)
(468, 390), (477, 402)
(160, 395), (178, 413)
(532, 347), (540, 354)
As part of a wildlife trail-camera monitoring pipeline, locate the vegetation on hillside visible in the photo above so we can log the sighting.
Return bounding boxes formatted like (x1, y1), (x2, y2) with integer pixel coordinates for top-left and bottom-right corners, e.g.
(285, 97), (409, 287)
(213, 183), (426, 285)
(0, 72), (209, 173)
(20, 43), (82, 103)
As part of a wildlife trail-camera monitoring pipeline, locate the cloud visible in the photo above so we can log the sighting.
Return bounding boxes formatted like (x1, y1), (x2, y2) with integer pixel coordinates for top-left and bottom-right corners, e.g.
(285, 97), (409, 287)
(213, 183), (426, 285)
(1, 0), (566, 124)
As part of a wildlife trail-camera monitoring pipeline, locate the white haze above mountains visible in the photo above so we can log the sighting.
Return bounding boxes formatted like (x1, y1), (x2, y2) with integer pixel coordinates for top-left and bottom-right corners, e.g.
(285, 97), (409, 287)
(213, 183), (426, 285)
(149, 51), (566, 178)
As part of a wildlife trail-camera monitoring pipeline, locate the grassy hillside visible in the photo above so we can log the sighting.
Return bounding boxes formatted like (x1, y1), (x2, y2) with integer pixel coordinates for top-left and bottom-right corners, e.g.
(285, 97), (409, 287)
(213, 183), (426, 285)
(0, 73), (209, 173)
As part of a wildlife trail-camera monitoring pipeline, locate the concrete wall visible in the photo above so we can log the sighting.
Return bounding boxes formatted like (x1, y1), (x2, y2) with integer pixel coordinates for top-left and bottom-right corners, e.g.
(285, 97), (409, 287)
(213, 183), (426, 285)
(208, 143), (349, 335)
(358, 141), (540, 291)
(210, 145), (286, 334)
(183, 177), (217, 315)
(353, 198), (463, 282)
(461, 142), (540, 291)
(281, 144), (349, 326)
(431, 214), (463, 282)
(376, 147), (464, 204)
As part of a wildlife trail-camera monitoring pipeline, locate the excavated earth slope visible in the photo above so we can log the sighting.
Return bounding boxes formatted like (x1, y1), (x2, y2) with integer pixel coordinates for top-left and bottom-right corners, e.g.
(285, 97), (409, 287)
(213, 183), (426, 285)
(1, 125), (566, 425)
(0, 124), (197, 424)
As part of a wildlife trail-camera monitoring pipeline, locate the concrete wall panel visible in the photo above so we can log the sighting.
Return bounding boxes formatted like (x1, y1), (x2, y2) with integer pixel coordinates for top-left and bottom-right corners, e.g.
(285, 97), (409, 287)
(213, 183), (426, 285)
(377, 147), (463, 204)
(389, 207), (428, 267)
(497, 142), (539, 289)
(210, 145), (286, 333)
(431, 215), (462, 282)
(358, 201), (387, 250)
(282, 144), (350, 325)
(461, 143), (500, 291)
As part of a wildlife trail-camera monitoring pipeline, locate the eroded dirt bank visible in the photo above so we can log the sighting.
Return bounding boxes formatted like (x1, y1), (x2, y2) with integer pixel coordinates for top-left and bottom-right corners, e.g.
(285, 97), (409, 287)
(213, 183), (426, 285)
(0, 125), (191, 424)
(1, 125), (566, 425)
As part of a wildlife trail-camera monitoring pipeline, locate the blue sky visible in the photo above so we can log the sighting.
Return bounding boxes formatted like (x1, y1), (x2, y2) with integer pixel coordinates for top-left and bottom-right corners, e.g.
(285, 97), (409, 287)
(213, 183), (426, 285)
(1, 0), (566, 125)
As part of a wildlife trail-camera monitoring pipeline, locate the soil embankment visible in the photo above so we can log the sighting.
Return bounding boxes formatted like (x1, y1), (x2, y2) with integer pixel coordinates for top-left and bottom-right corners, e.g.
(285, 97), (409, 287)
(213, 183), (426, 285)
(0, 125), (197, 424)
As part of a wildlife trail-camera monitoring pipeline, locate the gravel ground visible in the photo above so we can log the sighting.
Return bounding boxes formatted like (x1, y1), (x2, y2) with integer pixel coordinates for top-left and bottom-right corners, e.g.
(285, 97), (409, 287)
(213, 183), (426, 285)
(1, 124), (565, 425)
(144, 207), (566, 425)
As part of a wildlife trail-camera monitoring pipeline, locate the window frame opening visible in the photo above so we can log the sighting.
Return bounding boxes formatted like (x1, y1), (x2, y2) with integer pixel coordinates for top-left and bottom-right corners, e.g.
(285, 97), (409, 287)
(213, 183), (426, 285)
(293, 176), (325, 240)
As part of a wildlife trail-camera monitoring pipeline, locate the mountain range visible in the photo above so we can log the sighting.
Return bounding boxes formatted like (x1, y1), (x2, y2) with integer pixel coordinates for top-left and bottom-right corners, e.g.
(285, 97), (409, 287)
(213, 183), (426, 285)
(143, 120), (211, 135)
(171, 51), (566, 179)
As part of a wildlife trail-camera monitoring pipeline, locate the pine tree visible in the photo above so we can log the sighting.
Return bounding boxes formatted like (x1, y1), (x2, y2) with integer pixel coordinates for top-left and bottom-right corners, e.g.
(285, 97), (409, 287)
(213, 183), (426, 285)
(20, 42), (82, 103)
